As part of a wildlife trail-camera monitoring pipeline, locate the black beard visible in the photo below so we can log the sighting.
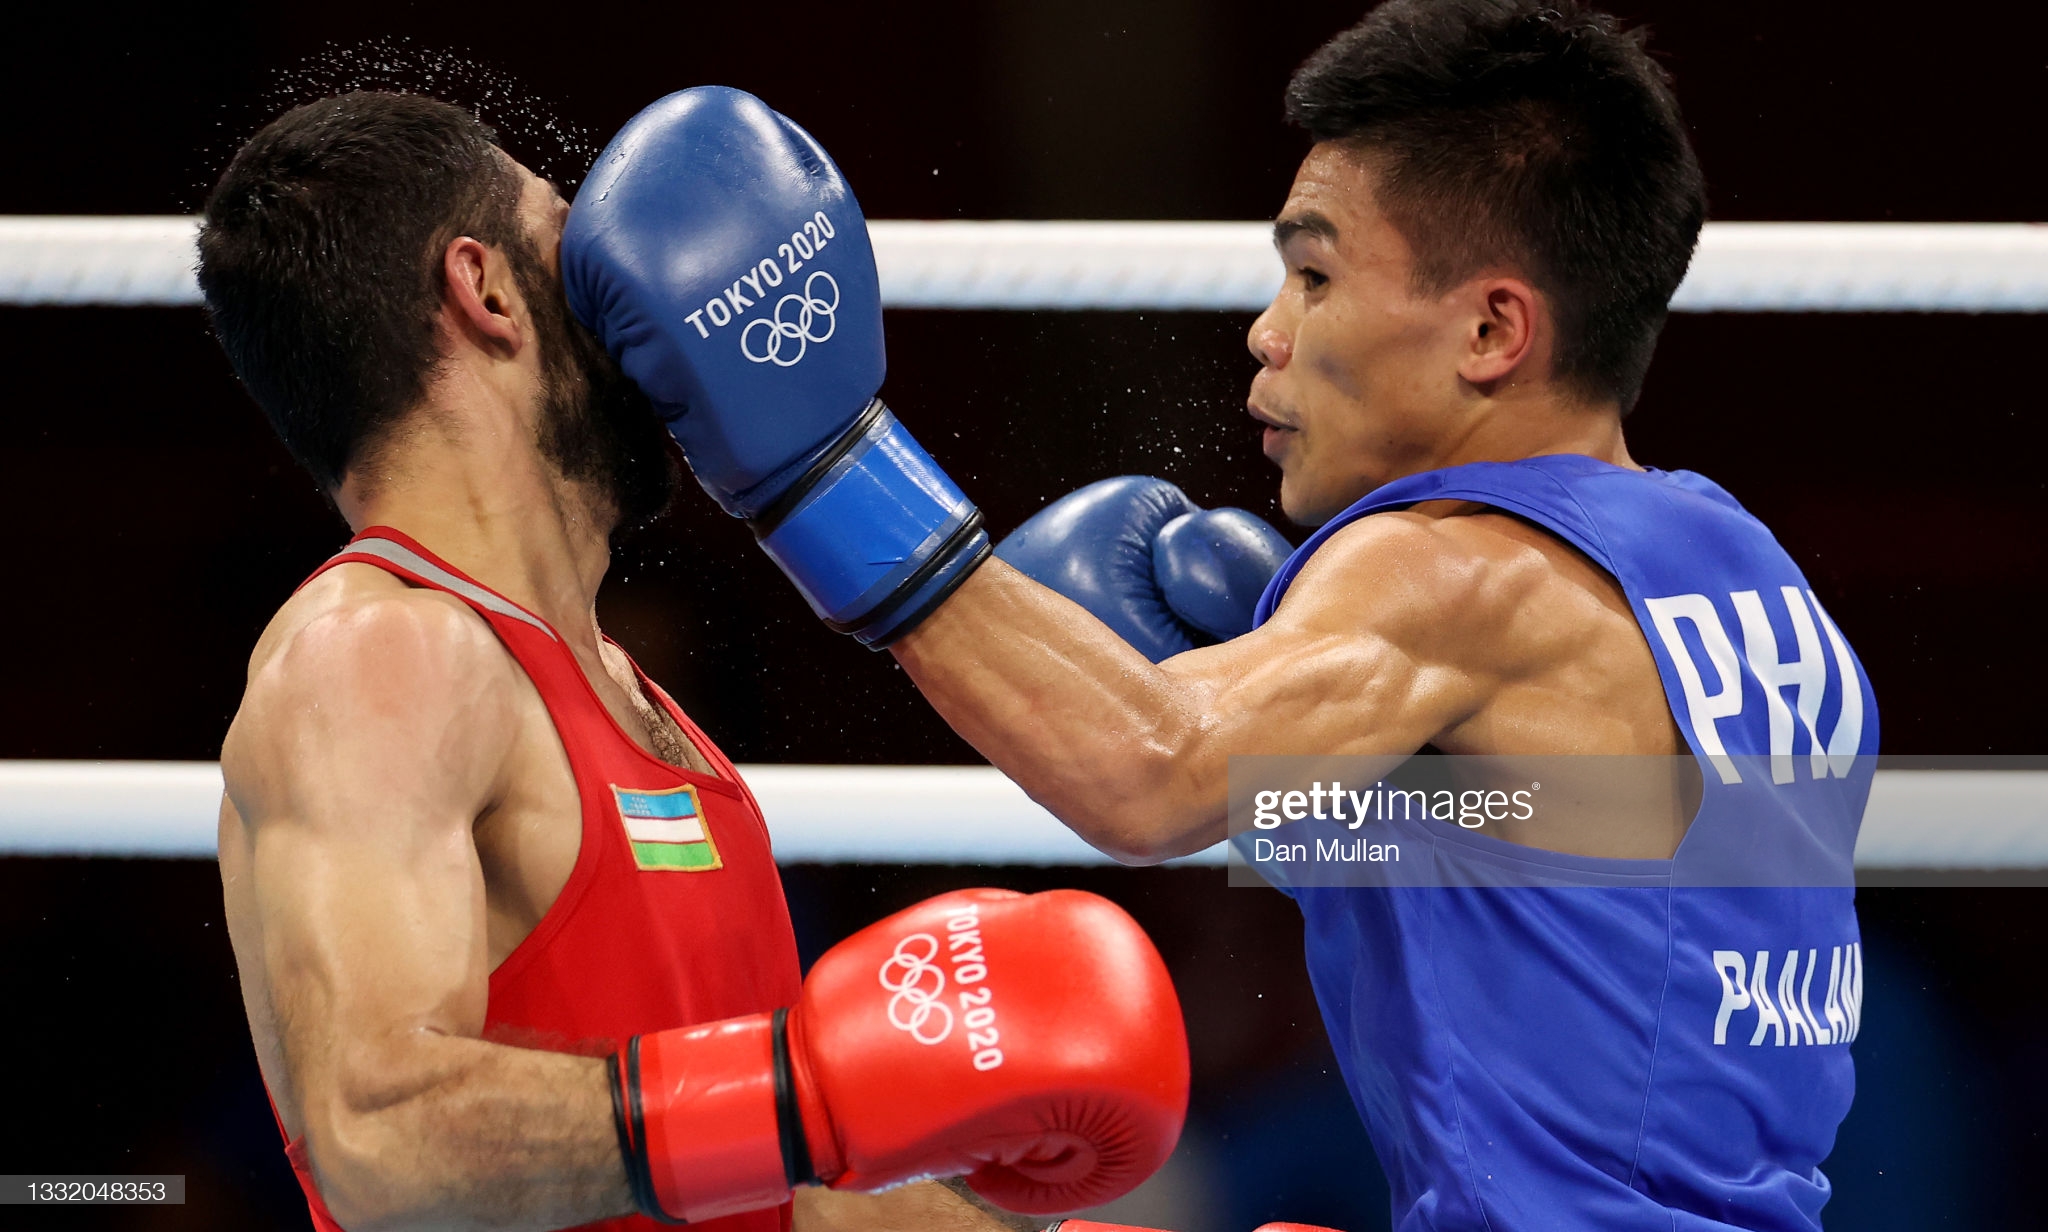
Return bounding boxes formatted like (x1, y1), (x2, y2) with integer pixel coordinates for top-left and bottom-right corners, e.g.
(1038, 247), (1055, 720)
(512, 233), (679, 535)
(535, 311), (680, 535)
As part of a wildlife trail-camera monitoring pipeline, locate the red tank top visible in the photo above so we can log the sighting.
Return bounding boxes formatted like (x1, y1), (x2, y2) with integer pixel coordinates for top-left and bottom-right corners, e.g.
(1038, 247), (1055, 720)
(266, 527), (803, 1232)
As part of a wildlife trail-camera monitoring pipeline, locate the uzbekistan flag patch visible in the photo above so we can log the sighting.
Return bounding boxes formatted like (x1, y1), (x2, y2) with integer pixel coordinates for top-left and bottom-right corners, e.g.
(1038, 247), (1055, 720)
(611, 783), (722, 872)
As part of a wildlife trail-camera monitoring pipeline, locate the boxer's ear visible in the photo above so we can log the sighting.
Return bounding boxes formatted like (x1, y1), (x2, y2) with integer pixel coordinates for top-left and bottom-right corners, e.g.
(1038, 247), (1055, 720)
(1456, 276), (1541, 390)
(441, 235), (524, 358)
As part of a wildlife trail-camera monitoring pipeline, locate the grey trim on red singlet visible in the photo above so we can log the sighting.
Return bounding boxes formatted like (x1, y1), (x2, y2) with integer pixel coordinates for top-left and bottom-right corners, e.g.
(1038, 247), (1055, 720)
(339, 536), (559, 642)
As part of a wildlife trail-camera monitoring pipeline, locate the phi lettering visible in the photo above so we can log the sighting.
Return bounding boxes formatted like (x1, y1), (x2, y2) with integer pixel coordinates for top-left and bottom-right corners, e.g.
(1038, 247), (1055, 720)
(1643, 587), (1865, 785)
(1711, 943), (1863, 1047)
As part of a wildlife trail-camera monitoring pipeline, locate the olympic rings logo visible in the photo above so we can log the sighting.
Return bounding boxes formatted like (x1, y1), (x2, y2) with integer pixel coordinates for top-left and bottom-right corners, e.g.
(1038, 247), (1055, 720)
(741, 271), (839, 367)
(877, 932), (953, 1045)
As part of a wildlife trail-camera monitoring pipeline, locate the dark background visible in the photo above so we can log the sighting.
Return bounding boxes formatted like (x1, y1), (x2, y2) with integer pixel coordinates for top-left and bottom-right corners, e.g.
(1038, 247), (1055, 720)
(1, 1), (2044, 1228)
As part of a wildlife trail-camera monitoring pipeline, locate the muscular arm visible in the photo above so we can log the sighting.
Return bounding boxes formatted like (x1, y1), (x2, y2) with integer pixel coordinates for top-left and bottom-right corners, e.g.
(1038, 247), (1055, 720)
(226, 582), (1043, 1232)
(893, 512), (1504, 862)
(221, 588), (631, 1232)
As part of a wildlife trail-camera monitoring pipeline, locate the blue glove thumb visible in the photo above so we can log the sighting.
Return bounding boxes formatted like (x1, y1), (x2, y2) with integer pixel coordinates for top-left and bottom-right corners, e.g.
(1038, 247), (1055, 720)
(995, 476), (1290, 663)
(1154, 508), (1292, 642)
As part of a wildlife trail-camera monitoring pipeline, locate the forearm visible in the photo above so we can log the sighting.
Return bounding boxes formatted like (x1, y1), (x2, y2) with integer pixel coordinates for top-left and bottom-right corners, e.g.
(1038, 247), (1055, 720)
(795, 1181), (1037, 1232)
(302, 1036), (630, 1232)
(936, 1178), (1043, 1232)
(892, 561), (1226, 860)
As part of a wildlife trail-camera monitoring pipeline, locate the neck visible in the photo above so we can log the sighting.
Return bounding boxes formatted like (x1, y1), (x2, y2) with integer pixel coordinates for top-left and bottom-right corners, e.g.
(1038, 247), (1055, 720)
(336, 396), (616, 651)
(1434, 381), (1636, 475)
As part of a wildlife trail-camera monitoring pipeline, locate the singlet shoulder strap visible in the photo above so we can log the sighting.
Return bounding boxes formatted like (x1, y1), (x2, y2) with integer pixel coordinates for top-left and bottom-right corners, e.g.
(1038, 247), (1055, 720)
(315, 528), (559, 643)
(1255, 455), (1633, 626)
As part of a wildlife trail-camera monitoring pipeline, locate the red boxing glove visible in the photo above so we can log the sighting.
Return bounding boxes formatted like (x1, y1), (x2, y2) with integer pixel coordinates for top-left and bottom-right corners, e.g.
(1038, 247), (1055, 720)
(611, 889), (1190, 1222)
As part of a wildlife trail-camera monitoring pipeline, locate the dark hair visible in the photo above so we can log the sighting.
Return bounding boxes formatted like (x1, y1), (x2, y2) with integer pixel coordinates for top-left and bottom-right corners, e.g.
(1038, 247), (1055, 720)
(1287, 0), (1705, 411)
(197, 92), (526, 488)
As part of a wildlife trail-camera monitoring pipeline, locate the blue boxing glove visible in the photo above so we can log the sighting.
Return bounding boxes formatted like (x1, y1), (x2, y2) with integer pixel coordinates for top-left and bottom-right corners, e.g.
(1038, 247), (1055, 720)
(995, 477), (1291, 663)
(563, 88), (987, 646)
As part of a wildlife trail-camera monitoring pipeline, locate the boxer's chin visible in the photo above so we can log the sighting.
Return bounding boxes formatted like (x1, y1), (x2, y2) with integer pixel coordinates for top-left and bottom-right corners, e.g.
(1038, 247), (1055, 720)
(1277, 468), (1354, 530)
(1276, 462), (1323, 529)
(1277, 482), (1314, 529)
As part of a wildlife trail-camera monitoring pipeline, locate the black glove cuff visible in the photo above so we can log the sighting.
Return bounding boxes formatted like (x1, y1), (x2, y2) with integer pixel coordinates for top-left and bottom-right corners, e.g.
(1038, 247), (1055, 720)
(771, 1006), (819, 1187)
(610, 1040), (687, 1225)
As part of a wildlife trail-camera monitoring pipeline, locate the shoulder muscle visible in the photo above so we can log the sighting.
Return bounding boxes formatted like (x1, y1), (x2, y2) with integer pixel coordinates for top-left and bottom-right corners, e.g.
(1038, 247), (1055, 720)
(223, 575), (520, 838)
(1268, 510), (1549, 646)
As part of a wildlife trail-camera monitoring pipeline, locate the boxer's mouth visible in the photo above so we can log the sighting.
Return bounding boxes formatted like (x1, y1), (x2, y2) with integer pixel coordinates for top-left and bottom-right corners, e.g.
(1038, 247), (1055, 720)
(1248, 402), (1297, 457)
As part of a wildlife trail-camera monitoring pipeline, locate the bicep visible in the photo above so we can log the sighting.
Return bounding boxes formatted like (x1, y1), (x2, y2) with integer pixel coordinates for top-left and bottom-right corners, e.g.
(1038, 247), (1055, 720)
(248, 783), (490, 1062)
(224, 597), (517, 1122)
(1161, 519), (1500, 762)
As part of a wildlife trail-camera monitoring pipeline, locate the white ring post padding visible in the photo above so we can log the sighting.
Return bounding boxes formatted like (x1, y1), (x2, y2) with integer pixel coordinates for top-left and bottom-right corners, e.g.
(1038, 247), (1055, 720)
(2, 761), (2046, 868)
(3, 217), (2045, 312)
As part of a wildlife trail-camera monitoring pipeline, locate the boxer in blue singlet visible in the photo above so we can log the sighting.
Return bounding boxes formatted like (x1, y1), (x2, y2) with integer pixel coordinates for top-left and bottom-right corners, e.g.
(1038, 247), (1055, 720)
(894, 4), (1876, 1227)
(563, 2), (1876, 1228)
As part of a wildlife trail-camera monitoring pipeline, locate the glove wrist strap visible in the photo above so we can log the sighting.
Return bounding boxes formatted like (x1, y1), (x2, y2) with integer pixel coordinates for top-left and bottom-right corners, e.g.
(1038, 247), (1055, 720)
(751, 401), (989, 646)
(620, 1016), (793, 1222)
(749, 399), (888, 537)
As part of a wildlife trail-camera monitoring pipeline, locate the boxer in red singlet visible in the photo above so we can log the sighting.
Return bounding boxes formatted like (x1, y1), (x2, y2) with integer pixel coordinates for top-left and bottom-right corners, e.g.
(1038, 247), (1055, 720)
(199, 92), (1095, 1232)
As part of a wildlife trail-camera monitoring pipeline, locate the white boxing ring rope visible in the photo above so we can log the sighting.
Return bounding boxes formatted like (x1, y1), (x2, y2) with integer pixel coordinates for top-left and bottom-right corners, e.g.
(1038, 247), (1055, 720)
(2, 762), (2047, 869)
(2, 217), (2047, 312)
(0, 762), (1164, 865)
(5, 218), (2045, 866)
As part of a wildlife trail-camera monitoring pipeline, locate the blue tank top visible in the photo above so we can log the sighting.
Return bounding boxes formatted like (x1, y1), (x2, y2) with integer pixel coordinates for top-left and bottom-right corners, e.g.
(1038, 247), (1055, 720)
(1249, 455), (1878, 1232)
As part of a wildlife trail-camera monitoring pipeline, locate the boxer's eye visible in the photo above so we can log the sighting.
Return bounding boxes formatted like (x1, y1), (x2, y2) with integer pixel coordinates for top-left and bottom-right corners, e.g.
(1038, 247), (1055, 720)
(1298, 266), (1329, 291)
